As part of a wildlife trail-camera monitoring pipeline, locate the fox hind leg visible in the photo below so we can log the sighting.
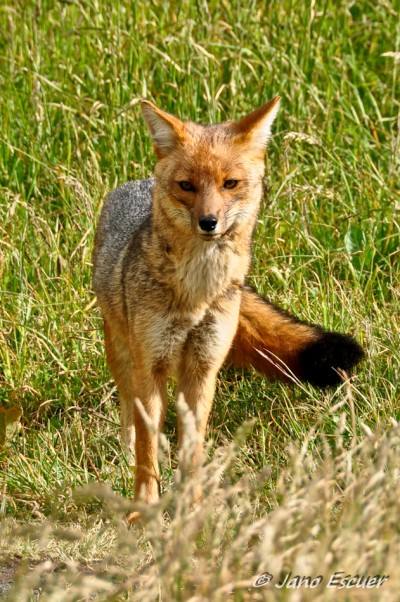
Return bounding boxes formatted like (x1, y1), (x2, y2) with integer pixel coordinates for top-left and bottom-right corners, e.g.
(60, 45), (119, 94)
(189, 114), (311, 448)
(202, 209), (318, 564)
(103, 320), (136, 456)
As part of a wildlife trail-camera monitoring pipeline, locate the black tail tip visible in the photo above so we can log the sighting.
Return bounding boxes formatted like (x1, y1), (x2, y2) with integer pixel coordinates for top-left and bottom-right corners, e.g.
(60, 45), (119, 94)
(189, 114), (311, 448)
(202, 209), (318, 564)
(299, 332), (365, 388)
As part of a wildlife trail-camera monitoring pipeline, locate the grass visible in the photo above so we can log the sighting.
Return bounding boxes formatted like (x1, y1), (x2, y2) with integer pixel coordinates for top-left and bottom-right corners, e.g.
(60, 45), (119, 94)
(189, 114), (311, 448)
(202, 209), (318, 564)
(0, 0), (399, 599)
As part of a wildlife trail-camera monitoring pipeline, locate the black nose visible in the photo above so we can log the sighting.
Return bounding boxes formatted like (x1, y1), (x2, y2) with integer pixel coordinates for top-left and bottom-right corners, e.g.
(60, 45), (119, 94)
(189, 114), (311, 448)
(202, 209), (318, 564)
(199, 215), (218, 232)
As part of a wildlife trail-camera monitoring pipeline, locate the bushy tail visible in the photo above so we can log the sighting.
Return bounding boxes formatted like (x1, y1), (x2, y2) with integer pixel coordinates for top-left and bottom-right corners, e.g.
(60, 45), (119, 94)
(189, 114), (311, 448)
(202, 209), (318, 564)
(227, 286), (364, 388)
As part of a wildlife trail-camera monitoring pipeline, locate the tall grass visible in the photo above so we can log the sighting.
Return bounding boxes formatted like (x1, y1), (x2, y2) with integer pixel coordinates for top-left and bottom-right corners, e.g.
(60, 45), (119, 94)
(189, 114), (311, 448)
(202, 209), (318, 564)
(0, 0), (399, 599)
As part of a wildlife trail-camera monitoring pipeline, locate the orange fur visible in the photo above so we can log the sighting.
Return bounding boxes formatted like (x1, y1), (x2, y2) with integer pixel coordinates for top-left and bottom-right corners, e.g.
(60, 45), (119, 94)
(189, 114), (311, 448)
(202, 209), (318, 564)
(228, 287), (318, 382)
(93, 99), (363, 523)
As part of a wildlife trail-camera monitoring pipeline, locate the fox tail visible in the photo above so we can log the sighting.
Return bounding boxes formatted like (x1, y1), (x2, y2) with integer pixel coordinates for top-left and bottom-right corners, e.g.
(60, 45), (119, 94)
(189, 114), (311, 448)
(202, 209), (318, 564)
(228, 286), (364, 388)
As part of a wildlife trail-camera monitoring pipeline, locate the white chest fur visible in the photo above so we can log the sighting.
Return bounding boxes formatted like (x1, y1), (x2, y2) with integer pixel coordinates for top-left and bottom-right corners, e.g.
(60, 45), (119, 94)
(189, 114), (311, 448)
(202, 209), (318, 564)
(172, 239), (240, 307)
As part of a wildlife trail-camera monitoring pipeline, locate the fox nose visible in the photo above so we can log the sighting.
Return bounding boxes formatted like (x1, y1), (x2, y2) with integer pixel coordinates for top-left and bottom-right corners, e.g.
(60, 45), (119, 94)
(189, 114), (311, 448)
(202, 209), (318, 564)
(199, 215), (218, 232)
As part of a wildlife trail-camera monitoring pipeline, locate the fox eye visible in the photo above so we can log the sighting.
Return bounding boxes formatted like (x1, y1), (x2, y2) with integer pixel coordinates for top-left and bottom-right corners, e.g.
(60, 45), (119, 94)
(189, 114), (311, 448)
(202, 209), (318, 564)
(178, 181), (195, 192)
(223, 179), (238, 190)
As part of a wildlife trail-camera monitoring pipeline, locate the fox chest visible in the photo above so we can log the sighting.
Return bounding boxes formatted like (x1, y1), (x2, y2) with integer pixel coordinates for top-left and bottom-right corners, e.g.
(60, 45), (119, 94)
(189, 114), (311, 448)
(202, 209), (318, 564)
(138, 310), (207, 377)
(138, 296), (240, 378)
(171, 242), (244, 308)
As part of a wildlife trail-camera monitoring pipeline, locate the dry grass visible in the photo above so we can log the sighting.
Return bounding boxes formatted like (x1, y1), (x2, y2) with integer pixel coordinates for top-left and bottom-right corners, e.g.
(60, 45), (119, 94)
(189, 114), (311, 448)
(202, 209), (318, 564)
(1, 0), (399, 599)
(2, 402), (400, 601)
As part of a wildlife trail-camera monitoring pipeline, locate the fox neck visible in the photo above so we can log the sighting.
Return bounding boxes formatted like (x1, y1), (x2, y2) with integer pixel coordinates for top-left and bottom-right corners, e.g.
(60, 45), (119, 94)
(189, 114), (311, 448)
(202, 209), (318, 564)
(149, 191), (260, 312)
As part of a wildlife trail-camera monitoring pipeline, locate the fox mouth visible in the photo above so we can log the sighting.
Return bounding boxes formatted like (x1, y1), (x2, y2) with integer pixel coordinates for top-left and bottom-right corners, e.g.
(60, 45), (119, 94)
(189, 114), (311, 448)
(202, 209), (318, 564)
(200, 222), (236, 241)
(200, 232), (223, 241)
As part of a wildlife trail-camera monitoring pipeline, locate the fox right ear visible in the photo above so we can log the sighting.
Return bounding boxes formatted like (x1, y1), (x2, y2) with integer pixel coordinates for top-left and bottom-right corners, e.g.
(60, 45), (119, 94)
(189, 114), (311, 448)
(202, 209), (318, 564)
(141, 101), (186, 159)
(235, 96), (281, 152)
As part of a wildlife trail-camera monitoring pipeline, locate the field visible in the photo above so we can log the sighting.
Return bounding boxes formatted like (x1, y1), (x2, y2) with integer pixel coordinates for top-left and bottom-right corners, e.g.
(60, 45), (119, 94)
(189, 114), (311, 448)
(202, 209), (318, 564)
(0, 0), (399, 599)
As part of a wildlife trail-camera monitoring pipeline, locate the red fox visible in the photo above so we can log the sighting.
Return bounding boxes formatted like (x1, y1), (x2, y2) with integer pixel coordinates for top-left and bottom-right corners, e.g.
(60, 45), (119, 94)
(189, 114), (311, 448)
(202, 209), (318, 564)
(93, 98), (363, 522)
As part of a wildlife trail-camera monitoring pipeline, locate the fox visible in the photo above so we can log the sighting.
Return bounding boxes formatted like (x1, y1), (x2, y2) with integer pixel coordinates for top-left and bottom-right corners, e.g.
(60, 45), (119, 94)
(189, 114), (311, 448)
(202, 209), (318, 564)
(93, 98), (363, 522)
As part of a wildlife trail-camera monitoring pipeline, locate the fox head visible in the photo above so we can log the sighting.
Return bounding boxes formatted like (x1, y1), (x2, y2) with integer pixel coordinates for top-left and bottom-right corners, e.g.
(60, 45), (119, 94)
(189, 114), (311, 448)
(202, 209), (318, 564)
(141, 98), (280, 240)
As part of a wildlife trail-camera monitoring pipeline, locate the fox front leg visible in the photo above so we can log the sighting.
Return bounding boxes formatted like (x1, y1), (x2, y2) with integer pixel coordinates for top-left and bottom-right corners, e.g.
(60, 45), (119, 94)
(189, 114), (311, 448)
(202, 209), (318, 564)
(126, 355), (168, 524)
(176, 297), (240, 491)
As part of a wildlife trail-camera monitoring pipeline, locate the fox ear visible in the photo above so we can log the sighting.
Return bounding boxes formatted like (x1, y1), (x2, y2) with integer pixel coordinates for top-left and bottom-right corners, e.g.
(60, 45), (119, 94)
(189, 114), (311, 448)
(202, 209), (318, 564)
(235, 96), (281, 151)
(141, 100), (185, 158)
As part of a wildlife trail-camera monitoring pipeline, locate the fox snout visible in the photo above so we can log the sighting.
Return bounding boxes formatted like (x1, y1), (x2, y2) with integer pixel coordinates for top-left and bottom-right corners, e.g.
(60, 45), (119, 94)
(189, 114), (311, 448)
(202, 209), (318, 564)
(198, 214), (218, 233)
(191, 190), (226, 236)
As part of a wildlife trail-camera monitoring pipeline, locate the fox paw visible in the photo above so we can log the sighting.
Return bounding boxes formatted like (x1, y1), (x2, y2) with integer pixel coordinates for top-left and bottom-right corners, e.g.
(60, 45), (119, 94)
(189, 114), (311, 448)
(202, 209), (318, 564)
(127, 510), (142, 525)
(299, 332), (364, 388)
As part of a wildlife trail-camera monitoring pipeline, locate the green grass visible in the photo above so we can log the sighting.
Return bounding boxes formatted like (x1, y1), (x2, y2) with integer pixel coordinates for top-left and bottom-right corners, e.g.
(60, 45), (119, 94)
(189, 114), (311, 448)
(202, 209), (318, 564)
(0, 0), (399, 599)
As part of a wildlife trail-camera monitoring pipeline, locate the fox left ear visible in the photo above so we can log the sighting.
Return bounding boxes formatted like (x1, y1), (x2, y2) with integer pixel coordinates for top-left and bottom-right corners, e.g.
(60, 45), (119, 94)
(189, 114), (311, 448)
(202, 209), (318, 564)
(235, 96), (281, 150)
(141, 100), (186, 159)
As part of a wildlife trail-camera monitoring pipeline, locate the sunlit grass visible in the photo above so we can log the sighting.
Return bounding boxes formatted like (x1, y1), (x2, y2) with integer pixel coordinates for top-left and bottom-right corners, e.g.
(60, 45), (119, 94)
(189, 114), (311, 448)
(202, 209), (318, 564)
(0, 0), (399, 598)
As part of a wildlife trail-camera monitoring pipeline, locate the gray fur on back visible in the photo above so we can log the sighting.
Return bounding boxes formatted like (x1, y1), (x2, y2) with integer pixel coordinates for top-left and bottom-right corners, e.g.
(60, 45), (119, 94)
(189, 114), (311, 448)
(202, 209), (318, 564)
(93, 178), (154, 294)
